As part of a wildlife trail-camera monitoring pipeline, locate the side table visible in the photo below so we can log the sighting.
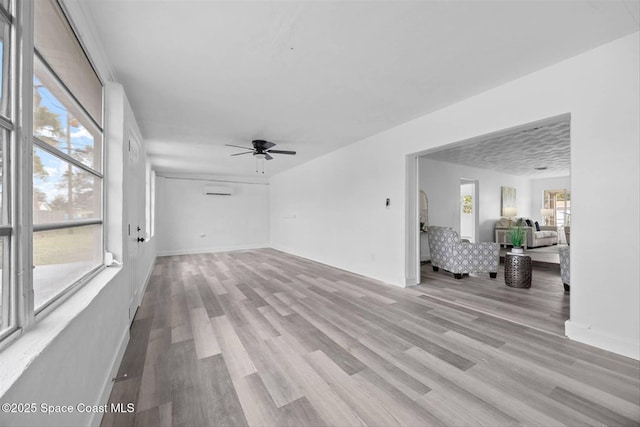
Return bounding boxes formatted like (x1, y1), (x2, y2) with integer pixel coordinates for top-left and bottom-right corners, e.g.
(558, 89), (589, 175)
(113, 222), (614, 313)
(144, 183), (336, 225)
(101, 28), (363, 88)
(504, 253), (532, 288)
(495, 228), (529, 249)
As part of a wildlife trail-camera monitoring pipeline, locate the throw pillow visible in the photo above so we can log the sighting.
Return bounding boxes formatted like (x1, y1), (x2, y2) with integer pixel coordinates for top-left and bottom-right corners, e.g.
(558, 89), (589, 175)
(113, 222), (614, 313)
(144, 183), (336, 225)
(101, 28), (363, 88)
(525, 219), (533, 227)
(534, 221), (541, 231)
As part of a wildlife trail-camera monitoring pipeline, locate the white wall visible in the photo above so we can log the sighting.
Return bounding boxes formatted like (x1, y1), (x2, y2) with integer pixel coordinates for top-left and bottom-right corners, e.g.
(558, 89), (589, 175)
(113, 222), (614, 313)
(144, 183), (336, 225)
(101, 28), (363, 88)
(270, 148), (405, 286)
(0, 271), (130, 427)
(419, 158), (533, 243)
(270, 33), (640, 359)
(157, 177), (270, 256)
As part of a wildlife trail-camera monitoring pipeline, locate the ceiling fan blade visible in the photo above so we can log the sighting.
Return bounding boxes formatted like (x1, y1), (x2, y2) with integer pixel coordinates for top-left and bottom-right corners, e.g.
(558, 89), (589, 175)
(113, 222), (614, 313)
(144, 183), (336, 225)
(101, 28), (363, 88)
(231, 151), (253, 156)
(267, 149), (296, 155)
(264, 153), (273, 160)
(253, 140), (275, 150)
(225, 144), (254, 150)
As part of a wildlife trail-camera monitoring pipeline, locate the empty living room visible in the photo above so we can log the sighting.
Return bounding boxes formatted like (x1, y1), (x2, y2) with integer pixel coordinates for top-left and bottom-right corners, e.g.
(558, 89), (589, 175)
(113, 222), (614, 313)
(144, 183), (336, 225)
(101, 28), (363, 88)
(0, 1), (638, 426)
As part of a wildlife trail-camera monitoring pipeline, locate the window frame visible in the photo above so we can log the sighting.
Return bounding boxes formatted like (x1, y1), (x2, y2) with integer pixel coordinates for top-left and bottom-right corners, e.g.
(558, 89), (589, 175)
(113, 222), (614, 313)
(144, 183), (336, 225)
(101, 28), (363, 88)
(0, 0), (17, 343)
(0, 0), (30, 345)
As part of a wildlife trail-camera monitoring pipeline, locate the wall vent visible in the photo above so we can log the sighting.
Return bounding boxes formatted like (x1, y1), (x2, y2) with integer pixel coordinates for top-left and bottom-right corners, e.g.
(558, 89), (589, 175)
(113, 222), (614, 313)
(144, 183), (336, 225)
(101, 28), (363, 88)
(203, 185), (234, 196)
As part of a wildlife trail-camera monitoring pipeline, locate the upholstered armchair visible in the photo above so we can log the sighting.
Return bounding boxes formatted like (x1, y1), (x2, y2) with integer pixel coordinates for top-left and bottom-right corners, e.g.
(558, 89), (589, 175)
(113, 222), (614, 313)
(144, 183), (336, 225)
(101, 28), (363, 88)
(559, 246), (570, 292)
(426, 226), (499, 279)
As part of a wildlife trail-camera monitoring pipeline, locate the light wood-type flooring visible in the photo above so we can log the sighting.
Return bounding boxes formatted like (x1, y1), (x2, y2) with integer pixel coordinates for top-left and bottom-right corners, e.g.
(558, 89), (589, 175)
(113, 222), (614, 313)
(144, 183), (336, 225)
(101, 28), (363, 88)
(419, 257), (568, 336)
(102, 249), (640, 427)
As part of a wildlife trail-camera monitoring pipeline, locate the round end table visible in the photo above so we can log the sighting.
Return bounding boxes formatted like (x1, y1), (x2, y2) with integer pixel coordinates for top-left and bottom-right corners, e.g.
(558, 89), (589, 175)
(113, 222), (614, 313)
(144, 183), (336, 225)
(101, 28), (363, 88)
(504, 252), (532, 288)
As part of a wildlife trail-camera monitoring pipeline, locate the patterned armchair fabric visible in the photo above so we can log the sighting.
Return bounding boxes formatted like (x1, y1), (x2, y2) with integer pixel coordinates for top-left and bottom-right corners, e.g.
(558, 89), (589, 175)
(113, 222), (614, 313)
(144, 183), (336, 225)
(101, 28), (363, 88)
(559, 246), (570, 292)
(426, 226), (499, 279)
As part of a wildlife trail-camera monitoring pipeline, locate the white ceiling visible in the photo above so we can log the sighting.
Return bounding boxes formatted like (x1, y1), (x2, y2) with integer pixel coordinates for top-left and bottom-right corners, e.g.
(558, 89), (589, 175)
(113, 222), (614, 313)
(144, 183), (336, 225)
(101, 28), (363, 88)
(75, 0), (639, 178)
(422, 117), (571, 178)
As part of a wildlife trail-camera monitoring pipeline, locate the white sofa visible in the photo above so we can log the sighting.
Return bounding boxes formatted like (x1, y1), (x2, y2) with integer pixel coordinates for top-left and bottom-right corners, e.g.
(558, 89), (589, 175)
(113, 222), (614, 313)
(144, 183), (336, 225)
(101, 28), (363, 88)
(495, 217), (558, 248)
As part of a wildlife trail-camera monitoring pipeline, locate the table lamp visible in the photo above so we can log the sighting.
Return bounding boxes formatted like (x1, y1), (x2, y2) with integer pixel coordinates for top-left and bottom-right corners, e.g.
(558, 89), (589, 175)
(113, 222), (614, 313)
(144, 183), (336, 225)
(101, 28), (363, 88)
(541, 208), (554, 225)
(503, 207), (517, 226)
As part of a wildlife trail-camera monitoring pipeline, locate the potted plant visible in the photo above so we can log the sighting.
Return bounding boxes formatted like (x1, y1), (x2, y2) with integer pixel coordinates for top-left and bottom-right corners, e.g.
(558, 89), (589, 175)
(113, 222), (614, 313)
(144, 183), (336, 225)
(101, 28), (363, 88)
(509, 226), (526, 254)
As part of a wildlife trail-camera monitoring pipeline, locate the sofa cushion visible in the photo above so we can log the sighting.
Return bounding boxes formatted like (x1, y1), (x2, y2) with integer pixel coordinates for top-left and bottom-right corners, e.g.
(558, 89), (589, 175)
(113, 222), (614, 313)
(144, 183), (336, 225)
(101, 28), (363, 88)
(534, 230), (557, 238)
(534, 221), (541, 231)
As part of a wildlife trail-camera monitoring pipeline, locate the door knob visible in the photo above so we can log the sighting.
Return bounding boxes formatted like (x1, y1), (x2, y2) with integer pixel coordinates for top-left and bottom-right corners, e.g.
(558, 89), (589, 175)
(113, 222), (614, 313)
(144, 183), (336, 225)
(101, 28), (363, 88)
(137, 237), (145, 243)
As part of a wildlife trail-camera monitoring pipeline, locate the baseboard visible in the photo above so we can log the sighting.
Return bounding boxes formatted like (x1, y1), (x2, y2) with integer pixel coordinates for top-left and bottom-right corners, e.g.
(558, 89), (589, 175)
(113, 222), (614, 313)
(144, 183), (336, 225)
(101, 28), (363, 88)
(89, 326), (130, 426)
(405, 277), (417, 287)
(271, 244), (405, 288)
(158, 244), (269, 257)
(565, 320), (640, 360)
(139, 256), (157, 302)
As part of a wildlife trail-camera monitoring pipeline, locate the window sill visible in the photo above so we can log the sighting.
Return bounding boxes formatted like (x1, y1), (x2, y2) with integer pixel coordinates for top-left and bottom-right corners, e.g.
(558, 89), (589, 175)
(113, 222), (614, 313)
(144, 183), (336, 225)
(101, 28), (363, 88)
(0, 265), (122, 398)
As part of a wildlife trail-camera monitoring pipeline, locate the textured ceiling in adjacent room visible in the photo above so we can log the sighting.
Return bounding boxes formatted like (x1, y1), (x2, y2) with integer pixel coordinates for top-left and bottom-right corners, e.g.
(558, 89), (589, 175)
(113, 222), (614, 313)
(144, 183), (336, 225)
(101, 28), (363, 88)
(422, 119), (571, 178)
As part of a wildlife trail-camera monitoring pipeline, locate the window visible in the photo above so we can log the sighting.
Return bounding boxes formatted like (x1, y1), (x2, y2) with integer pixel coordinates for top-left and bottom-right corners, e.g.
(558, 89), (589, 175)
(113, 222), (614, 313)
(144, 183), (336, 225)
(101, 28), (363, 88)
(145, 162), (151, 238)
(32, 0), (103, 312)
(543, 189), (571, 227)
(1, 0), (104, 346)
(145, 165), (156, 239)
(150, 170), (156, 237)
(462, 195), (473, 214)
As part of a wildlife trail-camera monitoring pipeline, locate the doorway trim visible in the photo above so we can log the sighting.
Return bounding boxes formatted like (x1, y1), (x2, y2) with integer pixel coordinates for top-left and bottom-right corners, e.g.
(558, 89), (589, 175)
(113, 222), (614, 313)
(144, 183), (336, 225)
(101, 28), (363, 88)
(405, 155), (419, 286)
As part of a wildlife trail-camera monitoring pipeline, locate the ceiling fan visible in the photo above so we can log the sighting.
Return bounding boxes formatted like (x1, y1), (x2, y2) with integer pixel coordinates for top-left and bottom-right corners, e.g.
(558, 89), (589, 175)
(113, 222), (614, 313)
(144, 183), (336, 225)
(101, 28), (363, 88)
(226, 140), (296, 160)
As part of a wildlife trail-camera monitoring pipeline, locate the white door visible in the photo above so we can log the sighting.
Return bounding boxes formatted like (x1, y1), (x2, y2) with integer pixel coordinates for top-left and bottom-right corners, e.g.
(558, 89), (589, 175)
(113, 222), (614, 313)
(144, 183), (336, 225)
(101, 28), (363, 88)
(127, 135), (144, 322)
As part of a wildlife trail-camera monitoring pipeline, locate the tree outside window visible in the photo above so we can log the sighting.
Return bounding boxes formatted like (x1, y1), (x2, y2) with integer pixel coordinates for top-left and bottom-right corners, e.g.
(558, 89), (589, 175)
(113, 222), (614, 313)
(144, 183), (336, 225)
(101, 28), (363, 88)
(462, 195), (473, 214)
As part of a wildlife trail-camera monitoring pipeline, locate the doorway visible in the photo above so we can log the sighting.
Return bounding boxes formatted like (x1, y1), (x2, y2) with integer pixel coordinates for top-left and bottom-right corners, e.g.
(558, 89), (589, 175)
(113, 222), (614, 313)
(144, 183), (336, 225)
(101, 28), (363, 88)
(459, 179), (478, 243)
(406, 114), (571, 336)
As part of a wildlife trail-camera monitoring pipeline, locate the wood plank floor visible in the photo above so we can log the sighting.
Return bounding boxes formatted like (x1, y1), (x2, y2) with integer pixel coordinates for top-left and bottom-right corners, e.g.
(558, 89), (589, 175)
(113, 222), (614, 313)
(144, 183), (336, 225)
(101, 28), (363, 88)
(101, 249), (640, 427)
(419, 257), (568, 336)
